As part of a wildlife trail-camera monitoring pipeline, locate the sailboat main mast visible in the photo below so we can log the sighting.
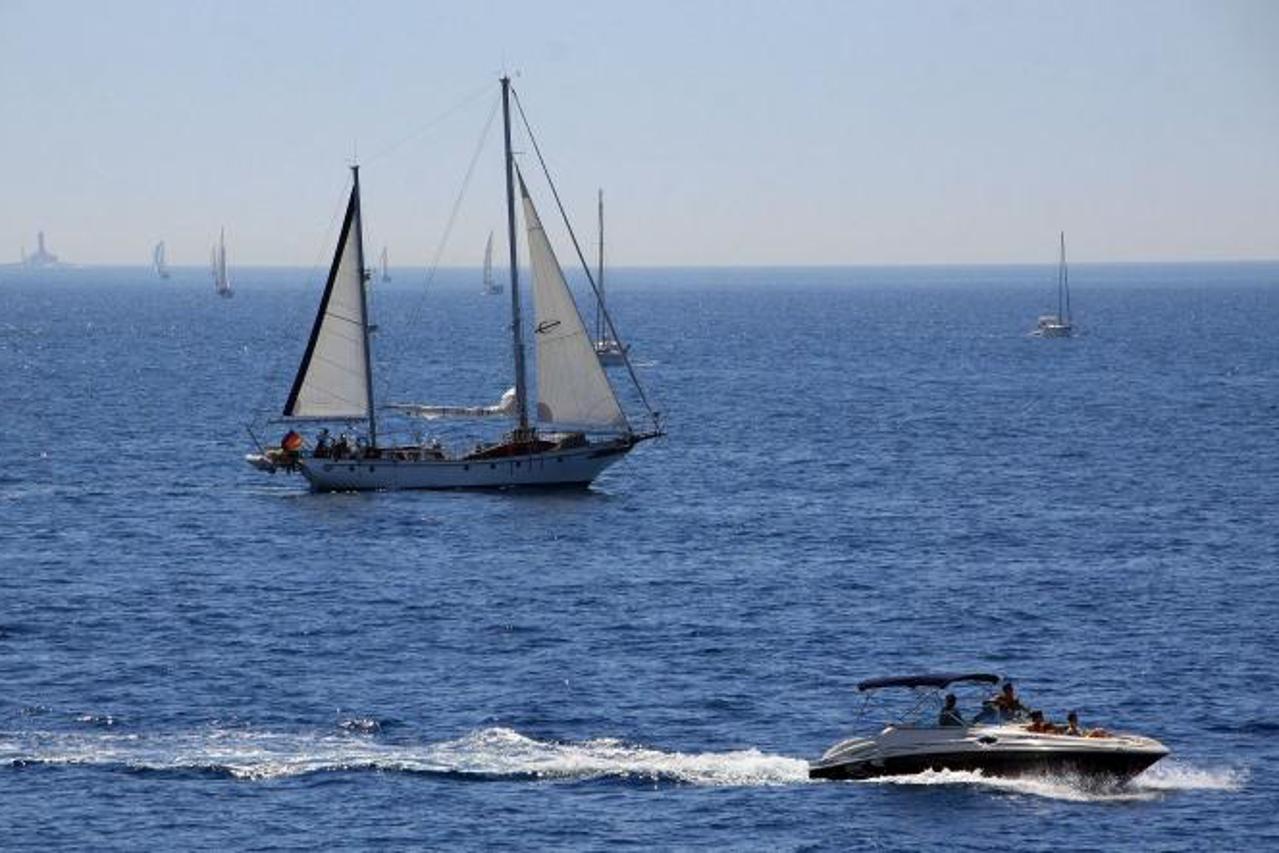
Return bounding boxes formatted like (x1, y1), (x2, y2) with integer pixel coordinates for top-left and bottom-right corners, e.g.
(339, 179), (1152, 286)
(502, 76), (530, 432)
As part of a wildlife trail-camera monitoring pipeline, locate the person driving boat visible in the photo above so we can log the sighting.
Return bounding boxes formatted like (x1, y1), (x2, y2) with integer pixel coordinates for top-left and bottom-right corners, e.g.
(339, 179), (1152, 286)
(938, 693), (965, 727)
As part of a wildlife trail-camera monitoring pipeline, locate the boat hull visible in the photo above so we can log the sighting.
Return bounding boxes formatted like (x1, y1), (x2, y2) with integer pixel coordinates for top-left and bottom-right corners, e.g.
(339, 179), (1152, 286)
(809, 745), (1165, 782)
(296, 437), (635, 492)
(808, 725), (1168, 783)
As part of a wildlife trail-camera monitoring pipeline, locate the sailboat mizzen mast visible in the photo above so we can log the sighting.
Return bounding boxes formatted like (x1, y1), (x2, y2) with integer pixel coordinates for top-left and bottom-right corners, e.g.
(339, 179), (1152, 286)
(502, 75), (530, 431)
(352, 166), (377, 447)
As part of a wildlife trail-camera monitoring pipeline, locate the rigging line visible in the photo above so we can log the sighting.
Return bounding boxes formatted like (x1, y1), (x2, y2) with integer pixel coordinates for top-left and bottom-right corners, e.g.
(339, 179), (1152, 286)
(374, 93), (501, 406)
(363, 80), (495, 165)
(510, 87), (660, 425)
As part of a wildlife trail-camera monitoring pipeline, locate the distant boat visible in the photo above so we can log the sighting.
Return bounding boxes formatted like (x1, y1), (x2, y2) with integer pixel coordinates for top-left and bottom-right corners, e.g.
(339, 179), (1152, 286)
(22, 231), (60, 267)
(379, 246), (391, 283)
(591, 189), (629, 367)
(153, 241), (170, 279)
(1033, 232), (1072, 337)
(481, 230), (503, 295)
(211, 228), (232, 298)
(245, 76), (662, 491)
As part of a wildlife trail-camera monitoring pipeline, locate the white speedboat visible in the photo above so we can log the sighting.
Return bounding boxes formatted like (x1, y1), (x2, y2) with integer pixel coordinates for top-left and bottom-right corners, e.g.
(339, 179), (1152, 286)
(809, 673), (1168, 782)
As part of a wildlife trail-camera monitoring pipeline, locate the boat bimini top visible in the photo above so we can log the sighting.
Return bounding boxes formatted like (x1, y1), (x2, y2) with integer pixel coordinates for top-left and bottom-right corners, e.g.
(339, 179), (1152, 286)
(856, 672), (1001, 692)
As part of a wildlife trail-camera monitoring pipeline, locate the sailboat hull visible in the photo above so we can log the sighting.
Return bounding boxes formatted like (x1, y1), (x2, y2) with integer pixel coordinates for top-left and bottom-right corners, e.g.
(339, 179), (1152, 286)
(297, 437), (636, 492)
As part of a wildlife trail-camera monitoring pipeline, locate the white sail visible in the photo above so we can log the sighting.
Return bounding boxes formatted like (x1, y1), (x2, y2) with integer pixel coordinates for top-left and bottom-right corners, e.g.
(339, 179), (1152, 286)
(153, 241), (169, 278)
(380, 246), (390, 282)
(482, 231), (497, 293)
(519, 181), (627, 431)
(213, 229), (232, 295)
(284, 185), (370, 419)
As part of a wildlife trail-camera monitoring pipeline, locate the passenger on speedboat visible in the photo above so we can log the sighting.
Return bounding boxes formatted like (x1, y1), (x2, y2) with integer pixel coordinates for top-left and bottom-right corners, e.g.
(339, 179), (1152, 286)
(1026, 710), (1065, 734)
(1063, 710), (1112, 739)
(991, 682), (1029, 720)
(938, 693), (965, 727)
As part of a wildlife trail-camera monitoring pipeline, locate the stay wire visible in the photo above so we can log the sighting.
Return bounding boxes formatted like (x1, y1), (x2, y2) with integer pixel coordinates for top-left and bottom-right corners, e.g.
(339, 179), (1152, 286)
(374, 93), (501, 410)
(363, 80), (495, 165)
(509, 87), (660, 428)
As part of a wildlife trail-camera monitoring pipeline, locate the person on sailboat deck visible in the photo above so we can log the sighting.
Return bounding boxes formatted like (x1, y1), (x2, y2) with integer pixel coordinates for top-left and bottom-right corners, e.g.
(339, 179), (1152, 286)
(938, 693), (965, 727)
(314, 429), (331, 458)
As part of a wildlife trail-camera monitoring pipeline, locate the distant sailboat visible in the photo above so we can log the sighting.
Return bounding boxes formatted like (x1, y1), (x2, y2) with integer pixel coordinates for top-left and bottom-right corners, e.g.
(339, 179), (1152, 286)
(1033, 232), (1072, 337)
(481, 231), (503, 295)
(379, 246), (391, 282)
(211, 228), (232, 297)
(153, 241), (170, 279)
(246, 76), (661, 491)
(592, 189), (628, 366)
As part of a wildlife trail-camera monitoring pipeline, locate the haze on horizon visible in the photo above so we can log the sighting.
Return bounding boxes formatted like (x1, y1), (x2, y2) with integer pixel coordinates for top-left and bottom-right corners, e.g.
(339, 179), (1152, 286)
(2, 0), (1276, 268)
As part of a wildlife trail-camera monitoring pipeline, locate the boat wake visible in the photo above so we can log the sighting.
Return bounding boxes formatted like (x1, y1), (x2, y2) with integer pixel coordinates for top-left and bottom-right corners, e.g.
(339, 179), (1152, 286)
(0, 726), (808, 786)
(1, 726), (1241, 800)
(862, 760), (1246, 802)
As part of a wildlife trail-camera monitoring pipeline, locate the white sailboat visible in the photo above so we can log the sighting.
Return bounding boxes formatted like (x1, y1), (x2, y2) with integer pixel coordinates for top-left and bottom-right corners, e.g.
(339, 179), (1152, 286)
(592, 189), (628, 366)
(481, 231), (503, 295)
(246, 77), (661, 492)
(211, 229), (232, 298)
(1033, 232), (1072, 337)
(153, 241), (170, 279)
(379, 246), (391, 282)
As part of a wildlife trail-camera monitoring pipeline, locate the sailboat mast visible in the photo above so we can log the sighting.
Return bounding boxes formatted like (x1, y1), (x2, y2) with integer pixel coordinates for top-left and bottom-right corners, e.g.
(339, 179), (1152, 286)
(352, 165), (378, 447)
(1061, 231), (1071, 324)
(596, 189), (604, 344)
(502, 76), (529, 430)
(1058, 231), (1066, 322)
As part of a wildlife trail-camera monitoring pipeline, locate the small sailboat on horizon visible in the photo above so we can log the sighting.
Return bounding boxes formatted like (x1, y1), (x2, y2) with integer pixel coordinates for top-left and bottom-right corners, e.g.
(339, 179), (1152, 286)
(245, 76), (661, 492)
(1033, 232), (1072, 337)
(211, 229), (232, 298)
(153, 241), (170, 279)
(481, 230), (503, 295)
(379, 246), (391, 283)
(592, 189), (629, 366)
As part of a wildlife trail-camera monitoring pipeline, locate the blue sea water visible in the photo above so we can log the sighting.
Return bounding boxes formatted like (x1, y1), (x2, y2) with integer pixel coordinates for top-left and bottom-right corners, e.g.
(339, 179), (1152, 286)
(1, 261), (1276, 849)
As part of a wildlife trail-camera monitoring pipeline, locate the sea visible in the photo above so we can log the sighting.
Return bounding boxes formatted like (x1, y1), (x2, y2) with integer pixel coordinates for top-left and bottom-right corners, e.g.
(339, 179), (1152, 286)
(1, 261), (1275, 850)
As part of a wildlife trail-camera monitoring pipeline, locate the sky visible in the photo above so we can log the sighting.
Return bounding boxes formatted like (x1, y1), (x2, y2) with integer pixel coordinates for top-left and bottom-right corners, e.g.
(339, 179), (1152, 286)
(1, 0), (1277, 267)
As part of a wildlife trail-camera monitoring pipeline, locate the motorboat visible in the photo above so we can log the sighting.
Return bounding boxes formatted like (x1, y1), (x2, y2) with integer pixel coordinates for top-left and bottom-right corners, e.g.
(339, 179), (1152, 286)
(809, 672), (1169, 782)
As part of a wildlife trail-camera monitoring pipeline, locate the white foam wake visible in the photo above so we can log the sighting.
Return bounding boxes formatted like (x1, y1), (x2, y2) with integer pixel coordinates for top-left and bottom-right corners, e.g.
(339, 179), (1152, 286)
(0, 726), (809, 786)
(0, 728), (1243, 800)
(862, 759), (1246, 803)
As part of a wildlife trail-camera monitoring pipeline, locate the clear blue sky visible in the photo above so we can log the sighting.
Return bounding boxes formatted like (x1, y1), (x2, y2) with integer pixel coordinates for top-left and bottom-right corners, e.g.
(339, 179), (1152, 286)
(2, 0), (1276, 266)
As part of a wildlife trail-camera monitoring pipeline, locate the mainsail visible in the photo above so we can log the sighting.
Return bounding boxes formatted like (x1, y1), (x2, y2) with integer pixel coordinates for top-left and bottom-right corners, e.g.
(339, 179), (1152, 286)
(283, 176), (373, 421)
(519, 176), (628, 431)
(380, 246), (390, 282)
